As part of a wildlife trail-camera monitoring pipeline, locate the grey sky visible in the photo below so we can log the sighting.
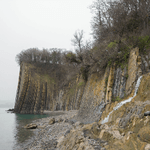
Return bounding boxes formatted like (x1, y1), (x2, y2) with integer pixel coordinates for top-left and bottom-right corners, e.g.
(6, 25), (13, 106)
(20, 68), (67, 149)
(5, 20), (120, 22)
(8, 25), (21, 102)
(0, 0), (93, 107)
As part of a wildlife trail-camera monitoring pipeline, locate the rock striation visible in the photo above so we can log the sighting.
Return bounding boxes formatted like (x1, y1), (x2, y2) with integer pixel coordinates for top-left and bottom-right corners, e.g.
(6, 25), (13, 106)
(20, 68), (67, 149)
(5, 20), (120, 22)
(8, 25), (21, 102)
(14, 47), (148, 121)
(14, 47), (150, 150)
(14, 63), (85, 114)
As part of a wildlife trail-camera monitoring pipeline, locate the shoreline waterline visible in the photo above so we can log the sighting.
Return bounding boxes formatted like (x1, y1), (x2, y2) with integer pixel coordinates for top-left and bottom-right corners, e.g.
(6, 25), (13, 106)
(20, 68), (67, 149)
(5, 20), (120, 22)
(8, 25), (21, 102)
(0, 108), (73, 150)
(16, 110), (78, 150)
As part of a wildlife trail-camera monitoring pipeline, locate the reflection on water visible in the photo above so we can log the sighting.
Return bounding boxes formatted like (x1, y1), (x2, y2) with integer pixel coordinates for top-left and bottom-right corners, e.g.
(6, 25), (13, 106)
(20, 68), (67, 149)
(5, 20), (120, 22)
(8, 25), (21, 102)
(0, 108), (50, 150)
(0, 108), (15, 150)
(0, 108), (66, 150)
(14, 113), (50, 149)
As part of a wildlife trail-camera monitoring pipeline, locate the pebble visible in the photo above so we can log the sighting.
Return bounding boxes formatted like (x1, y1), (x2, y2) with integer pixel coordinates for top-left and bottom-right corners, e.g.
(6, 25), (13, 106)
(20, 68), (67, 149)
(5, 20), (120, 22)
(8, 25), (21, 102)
(144, 111), (150, 116)
(17, 110), (78, 150)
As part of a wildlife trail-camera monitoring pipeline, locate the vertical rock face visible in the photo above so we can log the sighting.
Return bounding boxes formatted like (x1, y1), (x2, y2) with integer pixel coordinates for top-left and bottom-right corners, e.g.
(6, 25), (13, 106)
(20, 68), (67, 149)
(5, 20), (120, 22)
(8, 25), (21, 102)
(125, 48), (142, 95)
(75, 47), (144, 123)
(75, 68), (109, 123)
(14, 63), (85, 114)
(15, 47), (149, 119)
(76, 65), (128, 123)
(14, 63), (46, 114)
(112, 67), (127, 99)
(106, 65), (115, 103)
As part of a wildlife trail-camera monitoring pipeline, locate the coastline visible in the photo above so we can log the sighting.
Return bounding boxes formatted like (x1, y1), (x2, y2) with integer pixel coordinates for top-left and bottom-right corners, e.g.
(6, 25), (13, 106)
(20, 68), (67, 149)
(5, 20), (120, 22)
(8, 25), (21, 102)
(17, 110), (78, 150)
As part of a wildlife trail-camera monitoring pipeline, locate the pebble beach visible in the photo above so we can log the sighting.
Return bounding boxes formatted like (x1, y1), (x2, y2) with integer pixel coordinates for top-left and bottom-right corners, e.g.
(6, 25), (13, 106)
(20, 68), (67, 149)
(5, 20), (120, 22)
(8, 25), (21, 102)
(18, 110), (78, 150)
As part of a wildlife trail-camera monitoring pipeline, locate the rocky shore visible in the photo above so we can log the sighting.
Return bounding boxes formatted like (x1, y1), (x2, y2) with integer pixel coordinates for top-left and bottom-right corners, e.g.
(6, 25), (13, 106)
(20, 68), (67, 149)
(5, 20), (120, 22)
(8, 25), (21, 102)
(18, 110), (77, 150)
(18, 110), (108, 150)
(16, 103), (150, 150)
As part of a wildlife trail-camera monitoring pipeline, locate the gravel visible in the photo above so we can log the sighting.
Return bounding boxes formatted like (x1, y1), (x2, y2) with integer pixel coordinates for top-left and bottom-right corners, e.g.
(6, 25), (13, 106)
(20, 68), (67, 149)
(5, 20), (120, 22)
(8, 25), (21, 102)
(16, 110), (78, 150)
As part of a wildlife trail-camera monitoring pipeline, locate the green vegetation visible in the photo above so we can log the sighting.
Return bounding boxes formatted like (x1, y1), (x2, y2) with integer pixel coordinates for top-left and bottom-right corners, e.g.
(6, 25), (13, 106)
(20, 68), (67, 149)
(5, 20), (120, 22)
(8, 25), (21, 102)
(107, 42), (117, 49)
(80, 66), (89, 82)
(69, 85), (76, 96)
(40, 74), (55, 84)
(78, 82), (85, 87)
(105, 77), (108, 93)
(108, 60), (112, 67)
(65, 52), (79, 63)
(16, 0), (150, 84)
(105, 77), (108, 86)
(69, 81), (85, 96)
(112, 96), (121, 102)
(138, 36), (150, 52)
(125, 74), (129, 79)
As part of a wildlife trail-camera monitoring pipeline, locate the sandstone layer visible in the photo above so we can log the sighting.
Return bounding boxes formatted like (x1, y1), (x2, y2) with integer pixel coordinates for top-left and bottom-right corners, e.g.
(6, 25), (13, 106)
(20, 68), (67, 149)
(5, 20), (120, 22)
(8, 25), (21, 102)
(14, 47), (150, 149)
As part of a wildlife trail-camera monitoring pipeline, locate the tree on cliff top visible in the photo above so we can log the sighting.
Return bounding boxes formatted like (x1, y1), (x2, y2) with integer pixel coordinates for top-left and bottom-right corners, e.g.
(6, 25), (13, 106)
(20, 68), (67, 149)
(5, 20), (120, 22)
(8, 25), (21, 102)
(16, 0), (150, 83)
(16, 48), (63, 66)
(88, 0), (150, 71)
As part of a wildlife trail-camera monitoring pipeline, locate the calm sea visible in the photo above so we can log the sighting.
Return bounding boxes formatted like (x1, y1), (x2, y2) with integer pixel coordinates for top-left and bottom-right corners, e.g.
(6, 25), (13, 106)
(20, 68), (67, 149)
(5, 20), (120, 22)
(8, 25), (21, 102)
(0, 108), (50, 150)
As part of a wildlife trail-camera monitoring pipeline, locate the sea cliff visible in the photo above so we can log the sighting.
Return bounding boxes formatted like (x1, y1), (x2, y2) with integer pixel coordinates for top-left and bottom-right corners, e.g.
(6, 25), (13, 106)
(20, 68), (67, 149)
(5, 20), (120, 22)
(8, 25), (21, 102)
(14, 47), (150, 149)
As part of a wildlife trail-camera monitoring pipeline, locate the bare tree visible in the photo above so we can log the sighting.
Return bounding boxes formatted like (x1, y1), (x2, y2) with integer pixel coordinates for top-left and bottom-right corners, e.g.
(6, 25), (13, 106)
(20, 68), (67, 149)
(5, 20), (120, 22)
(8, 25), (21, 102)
(90, 0), (111, 43)
(71, 30), (84, 53)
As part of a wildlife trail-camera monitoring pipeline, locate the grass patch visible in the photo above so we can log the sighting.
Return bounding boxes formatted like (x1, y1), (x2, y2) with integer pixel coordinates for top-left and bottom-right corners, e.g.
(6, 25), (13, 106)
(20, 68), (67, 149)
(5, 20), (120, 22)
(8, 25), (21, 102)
(108, 41), (117, 49)
(112, 96), (121, 102)
(105, 77), (108, 86)
(78, 81), (85, 87)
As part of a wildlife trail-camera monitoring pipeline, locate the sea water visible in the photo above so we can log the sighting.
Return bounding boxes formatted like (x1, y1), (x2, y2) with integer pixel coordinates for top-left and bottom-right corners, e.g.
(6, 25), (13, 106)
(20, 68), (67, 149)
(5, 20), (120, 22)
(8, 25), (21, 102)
(0, 108), (50, 150)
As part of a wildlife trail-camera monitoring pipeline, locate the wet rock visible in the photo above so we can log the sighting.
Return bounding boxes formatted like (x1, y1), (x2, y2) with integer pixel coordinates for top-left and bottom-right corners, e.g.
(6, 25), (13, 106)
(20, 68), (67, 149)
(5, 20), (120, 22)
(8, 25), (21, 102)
(144, 111), (150, 116)
(24, 123), (37, 129)
(49, 118), (55, 125)
(7, 108), (14, 111)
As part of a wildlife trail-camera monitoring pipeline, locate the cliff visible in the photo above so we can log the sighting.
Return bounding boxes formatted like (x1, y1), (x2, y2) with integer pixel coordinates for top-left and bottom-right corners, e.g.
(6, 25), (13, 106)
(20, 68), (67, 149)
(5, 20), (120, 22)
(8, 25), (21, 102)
(56, 48), (150, 150)
(74, 47), (143, 123)
(14, 47), (150, 149)
(14, 63), (85, 114)
(14, 47), (146, 116)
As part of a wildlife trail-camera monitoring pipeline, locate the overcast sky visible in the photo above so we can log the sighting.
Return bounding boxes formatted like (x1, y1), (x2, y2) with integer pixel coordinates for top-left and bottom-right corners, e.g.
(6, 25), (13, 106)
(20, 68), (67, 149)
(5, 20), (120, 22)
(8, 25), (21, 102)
(0, 0), (93, 107)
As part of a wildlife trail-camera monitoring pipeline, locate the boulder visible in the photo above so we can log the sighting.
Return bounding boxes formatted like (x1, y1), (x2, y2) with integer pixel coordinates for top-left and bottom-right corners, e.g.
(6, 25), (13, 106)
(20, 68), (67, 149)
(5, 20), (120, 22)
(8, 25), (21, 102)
(49, 118), (55, 125)
(24, 123), (37, 129)
(7, 108), (14, 111)
(145, 144), (150, 150)
(144, 111), (150, 116)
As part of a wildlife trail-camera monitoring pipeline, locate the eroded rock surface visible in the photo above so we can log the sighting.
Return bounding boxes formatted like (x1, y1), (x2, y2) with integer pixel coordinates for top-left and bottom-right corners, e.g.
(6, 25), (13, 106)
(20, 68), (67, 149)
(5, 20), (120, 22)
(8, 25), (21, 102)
(14, 48), (150, 150)
(24, 124), (37, 129)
